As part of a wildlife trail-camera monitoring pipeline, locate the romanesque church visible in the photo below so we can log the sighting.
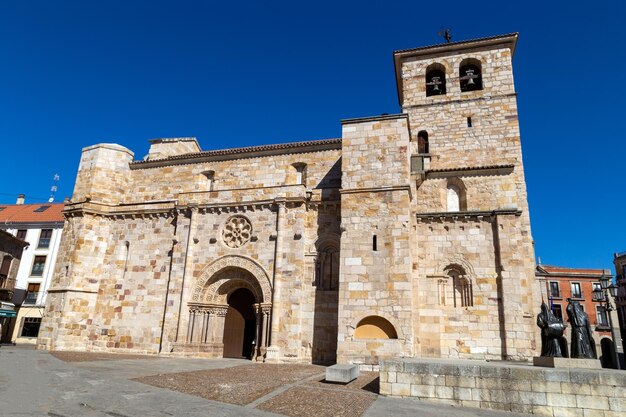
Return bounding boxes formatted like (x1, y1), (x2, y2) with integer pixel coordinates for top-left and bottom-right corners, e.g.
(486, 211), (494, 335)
(39, 33), (539, 366)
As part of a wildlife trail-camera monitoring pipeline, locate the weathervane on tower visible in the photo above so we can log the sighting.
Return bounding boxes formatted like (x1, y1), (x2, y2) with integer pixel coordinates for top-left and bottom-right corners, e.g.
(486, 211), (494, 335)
(438, 28), (452, 43)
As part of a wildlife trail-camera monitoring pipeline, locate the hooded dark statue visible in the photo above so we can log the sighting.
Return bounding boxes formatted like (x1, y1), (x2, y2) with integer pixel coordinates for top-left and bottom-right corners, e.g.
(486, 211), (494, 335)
(536, 301), (566, 357)
(566, 300), (597, 359)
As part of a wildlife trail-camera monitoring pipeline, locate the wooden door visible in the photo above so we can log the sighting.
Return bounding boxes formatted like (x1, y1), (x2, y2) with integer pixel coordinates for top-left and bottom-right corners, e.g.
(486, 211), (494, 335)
(222, 306), (245, 358)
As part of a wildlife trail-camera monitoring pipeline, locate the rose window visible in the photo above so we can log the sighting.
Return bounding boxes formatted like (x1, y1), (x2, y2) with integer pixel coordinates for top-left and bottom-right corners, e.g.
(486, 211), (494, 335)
(222, 216), (252, 248)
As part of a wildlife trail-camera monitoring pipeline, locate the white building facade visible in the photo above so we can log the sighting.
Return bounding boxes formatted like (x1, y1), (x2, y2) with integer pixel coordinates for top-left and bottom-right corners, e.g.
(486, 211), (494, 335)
(0, 198), (64, 343)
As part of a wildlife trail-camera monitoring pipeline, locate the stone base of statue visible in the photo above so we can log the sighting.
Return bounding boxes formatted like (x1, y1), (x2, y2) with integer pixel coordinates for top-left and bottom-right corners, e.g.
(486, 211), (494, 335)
(533, 356), (601, 369)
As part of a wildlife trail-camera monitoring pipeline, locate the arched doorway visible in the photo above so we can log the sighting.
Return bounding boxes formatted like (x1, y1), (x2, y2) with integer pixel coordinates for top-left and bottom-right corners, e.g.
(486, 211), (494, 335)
(600, 337), (616, 369)
(222, 288), (257, 359)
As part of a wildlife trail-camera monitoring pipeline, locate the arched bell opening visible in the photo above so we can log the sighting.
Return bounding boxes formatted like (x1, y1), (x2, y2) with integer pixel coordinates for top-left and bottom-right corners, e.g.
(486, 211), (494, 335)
(426, 63), (447, 96)
(459, 58), (483, 92)
(223, 288), (257, 359)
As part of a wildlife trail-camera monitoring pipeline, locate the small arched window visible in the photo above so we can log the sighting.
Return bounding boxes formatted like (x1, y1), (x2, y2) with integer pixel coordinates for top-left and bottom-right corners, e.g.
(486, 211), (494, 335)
(459, 58), (483, 92)
(446, 178), (467, 212)
(447, 267), (473, 308)
(447, 185), (460, 212)
(426, 63), (447, 96)
(315, 244), (339, 290)
(201, 170), (215, 191)
(292, 162), (307, 186)
(417, 130), (429, 154)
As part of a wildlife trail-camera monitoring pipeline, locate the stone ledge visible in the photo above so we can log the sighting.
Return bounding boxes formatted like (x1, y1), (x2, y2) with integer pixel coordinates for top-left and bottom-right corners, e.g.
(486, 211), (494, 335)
(381, 358), (626, 415)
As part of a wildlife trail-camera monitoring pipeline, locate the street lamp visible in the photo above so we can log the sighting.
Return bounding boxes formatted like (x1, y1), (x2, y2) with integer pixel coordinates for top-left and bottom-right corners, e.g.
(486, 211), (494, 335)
(593, 275), (621, 369)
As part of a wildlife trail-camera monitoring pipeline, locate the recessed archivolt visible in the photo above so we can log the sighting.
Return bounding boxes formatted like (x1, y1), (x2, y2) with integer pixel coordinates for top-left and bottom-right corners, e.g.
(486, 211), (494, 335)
(436, 256), (475, 279)
(192, 255), (272, 304)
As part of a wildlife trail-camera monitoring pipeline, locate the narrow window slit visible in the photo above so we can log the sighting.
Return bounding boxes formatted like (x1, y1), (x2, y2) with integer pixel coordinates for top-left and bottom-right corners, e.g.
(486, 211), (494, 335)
(467, 117), (472, 127)
(373, 235), (377, 251)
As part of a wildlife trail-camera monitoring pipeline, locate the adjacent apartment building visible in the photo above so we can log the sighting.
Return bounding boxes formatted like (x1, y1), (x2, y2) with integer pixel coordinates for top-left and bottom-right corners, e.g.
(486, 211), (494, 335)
(536, 264), (624, 368)
(614, 251), (626, 357)
(0, 230), (28, 342)
(0, 196), (64, 343)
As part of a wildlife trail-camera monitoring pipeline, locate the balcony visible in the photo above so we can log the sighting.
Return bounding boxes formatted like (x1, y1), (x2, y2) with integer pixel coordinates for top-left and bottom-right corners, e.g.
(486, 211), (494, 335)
(0, 288), (14, 302)
(0, 276), (15, 302)
(23, 292), (39, 305)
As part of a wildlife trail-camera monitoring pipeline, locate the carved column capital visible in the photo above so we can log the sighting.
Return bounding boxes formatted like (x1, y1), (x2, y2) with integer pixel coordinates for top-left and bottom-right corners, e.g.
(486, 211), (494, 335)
(209, 305), (228, 317)
(260, 302), (272, 315)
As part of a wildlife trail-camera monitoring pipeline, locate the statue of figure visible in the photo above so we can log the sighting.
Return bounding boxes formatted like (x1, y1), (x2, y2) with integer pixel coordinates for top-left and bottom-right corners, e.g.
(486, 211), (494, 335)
(536, 301), (566, 357)
(566, 299), (597, 359)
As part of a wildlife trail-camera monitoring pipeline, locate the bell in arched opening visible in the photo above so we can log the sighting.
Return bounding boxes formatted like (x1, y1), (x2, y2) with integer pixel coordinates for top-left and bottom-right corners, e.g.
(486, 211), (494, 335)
(460, 60), (483, 92)
(426, 64), (447, 97)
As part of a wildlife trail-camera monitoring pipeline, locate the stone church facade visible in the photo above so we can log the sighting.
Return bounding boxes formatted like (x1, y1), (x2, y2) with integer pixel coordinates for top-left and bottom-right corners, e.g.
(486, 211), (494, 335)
(38, 33), (539, 365)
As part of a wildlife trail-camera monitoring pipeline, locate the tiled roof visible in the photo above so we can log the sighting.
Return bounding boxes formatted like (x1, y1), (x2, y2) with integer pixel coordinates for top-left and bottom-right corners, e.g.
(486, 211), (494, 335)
(0, 203), (65, 225)
(131, 138), (342, 166)
(393, 33), (518, 55)
(538, 265), (608, 276)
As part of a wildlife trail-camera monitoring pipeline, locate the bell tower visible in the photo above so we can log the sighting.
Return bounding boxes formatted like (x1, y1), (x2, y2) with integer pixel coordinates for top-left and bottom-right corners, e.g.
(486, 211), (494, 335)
(394, 33), (539, 360)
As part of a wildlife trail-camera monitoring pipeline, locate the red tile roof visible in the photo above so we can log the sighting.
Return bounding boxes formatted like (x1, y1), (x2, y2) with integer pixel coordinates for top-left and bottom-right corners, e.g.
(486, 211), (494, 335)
(0, 203), (65, 225)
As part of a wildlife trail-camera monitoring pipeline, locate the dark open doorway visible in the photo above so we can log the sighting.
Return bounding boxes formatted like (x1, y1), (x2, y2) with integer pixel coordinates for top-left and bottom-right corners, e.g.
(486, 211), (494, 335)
(222, 288), (256, 359)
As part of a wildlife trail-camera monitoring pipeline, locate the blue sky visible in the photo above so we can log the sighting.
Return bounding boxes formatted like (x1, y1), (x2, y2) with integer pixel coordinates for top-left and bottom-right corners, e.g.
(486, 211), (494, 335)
(0, 1), (624, 270)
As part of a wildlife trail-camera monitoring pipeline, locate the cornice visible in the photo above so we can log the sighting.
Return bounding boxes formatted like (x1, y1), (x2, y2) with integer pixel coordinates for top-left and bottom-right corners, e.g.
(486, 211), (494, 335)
(416, 209), (522, 222)
(130, 138), (342, 169)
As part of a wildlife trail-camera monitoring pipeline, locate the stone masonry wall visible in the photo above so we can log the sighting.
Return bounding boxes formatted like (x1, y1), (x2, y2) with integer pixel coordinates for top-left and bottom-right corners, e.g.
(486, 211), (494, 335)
(40, 140), (342, 362)
(381, 358), (626, 416)
(338, 115), (413, 366)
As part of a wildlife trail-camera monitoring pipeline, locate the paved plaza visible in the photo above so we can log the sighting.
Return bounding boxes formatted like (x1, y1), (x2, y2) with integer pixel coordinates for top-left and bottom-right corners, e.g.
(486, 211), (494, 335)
(0, 345), (532, 417)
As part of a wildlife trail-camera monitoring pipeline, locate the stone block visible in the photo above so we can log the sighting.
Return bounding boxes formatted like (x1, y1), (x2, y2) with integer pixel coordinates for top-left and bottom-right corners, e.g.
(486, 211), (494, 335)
(435, 386), (454, 399)
(325, 364), (359, 384)
(532, 380), (563, 393)
(445, 375), (476, 388)
(570, 371), (602, 385)
(552, 407), (584, 417)
(391, 382), (410, 397)
(534, 357), (601, 369)
(544, 369), (571, 383)
(608, 397), (626, 412)
(532, 405), (556, 416)
(452, 387), (473, 401)
(510, 403), (534, 415)
(518, 391), (548, 406)
(576, 395), (609, 410)
(410, 384), (436, 398)
(582, 409), (606, 417)
(561, 382), (591, 395)
(547, 393), (576, 407)
(379, 382), (392, 395)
